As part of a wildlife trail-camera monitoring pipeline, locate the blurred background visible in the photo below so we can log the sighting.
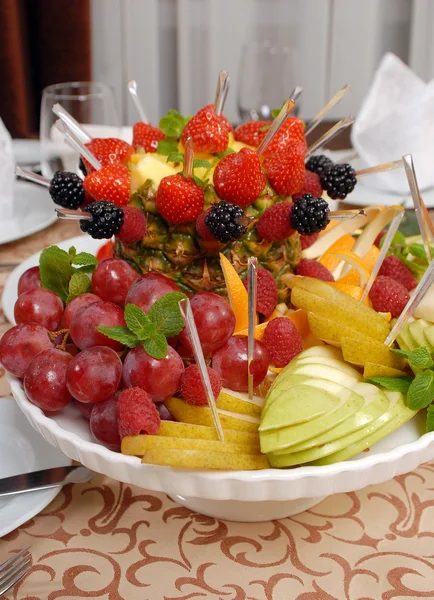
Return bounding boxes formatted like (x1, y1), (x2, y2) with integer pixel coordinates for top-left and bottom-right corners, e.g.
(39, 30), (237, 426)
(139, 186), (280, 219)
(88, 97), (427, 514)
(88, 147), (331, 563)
(1, 0), (434, 138)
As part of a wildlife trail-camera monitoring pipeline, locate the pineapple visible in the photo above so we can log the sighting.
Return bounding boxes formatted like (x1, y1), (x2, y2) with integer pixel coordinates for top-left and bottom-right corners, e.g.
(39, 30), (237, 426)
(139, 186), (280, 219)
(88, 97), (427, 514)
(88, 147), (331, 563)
(116, 143), (301, 304)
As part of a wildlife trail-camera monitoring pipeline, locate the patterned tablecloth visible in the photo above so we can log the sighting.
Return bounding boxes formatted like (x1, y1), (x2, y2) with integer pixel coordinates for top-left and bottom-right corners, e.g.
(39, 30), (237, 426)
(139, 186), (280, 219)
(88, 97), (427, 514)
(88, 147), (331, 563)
(2, 221), (434, 600)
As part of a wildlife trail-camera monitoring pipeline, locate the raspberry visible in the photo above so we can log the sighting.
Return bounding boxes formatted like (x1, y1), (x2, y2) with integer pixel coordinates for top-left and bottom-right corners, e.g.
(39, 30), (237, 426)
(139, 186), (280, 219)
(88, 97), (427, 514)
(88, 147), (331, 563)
(243, 266), (278, 317)
(293, 170), (323, 200)
(262, 317), (303, 368)
(374, 230), (386, 247)
(196, 209), (216, 241)
(378, 255), (417, 291)
(117, 387), (160, 438)
(256, 202), (294, 241)
(300, 233), (319, 250)
(296, 258), (334, 281)
(180, 364), (222, 406)
(369, 276), (410, 317)
(116, 207), (147, 246)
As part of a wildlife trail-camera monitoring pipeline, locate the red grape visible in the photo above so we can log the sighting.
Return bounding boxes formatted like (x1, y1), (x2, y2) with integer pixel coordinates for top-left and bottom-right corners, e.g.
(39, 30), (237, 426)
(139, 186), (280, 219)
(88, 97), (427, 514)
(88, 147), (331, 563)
(18, 266), (41, 296)
(74, 399), (93, 420)
(92, 258), (138, 306)
(66, 346), (122, 403)
(24, 348), (72, 411)
(211, 336), (270, 392)
(123, 345), (184, 402)
(0, 323), (53, 378)
(125, 273), (180, 313)
(14, 288), (63, 330)
(178, 292), (235, 357)
(69, 301), (126, 350)
(61, 293), (101, 329)
(157, 403), (175, 421)
(90, 392), (121, 450)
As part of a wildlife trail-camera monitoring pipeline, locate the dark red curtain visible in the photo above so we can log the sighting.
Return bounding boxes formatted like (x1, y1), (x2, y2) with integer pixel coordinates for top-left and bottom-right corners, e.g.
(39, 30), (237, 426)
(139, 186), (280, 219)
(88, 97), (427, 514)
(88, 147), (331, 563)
(0, 0), (91, 137)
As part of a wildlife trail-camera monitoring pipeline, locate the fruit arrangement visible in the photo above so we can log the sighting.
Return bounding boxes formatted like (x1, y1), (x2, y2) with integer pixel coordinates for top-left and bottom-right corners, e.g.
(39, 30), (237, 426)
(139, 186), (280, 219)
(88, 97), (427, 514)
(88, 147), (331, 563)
(6, 77), (434, 471)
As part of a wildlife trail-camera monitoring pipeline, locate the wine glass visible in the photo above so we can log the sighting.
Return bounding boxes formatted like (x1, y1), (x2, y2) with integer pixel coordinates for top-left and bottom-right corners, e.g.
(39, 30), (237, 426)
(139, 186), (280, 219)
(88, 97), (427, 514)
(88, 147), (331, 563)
(40, 81), (119, 179)
(237, 41), (298, 122)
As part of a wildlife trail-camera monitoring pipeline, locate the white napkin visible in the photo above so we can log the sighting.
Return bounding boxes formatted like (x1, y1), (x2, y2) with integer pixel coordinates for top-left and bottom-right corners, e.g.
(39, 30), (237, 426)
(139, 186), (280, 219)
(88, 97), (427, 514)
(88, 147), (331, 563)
(0, 119), (14, 219)
(351, 53), (434, 195)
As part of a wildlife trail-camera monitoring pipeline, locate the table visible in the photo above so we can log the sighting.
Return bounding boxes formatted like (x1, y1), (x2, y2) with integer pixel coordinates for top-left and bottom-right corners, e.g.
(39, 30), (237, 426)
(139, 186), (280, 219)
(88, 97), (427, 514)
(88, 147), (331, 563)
(2, 222), (434, 600)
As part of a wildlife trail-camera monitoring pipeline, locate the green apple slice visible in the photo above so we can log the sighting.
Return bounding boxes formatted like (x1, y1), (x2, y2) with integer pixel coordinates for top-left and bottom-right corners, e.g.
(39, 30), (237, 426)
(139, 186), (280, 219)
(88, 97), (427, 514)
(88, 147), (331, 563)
(409, 319), (430, 349)
(341, 337), (407, 370)
(414, 284), (434, 320)
(260, 387), (364, 453)
(291, 286), (390, 342)
(311, 391), (418, 465)
(268, 389), (407, 467)
(293, 345), (344, 361)
(273, 382), (389, 454)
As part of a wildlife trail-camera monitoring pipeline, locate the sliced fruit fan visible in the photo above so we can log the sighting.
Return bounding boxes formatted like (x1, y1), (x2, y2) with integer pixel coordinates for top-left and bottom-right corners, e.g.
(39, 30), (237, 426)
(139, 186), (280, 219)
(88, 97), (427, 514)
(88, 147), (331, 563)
(4, 76), (434, 472)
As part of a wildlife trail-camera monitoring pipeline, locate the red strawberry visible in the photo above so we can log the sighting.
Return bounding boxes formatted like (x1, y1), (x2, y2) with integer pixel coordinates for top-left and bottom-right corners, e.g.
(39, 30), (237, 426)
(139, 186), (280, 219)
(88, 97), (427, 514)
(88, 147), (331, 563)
(213, 148), (266, 207)
(293, 170), (323, 199)
(116, 206), (147, 245)
(156, 174), (204, 224)
(378, 256), (417, 291)
(264, 144), (306, 196)
(181, 105), (229, 153)
(262, 117), (306, 157)
(83, 164), (131, 207)
(256, 202), (294, 241)
(296, 258), (334, 281)
(234, 120), (272, 147)
(203, 103), (233, 133)
(300, 233), (319, 250)
(369, 276), (409, 317)
(242, 266), (278, 317)
(132, 122), (165, 152)
(84, 138), (134, 173)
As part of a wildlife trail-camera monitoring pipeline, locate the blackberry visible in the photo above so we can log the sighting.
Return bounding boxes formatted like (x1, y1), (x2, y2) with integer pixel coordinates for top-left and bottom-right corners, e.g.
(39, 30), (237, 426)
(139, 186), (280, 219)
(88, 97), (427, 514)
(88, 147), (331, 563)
(305, 154), (333, 176)
(78, 157), (87, 177)
(49, 171), (85, 209)
(80, 201), (124, 239)
(290, 194), (330, 235)
(205, 201), (248, 243)
(320, 163), (357, 200)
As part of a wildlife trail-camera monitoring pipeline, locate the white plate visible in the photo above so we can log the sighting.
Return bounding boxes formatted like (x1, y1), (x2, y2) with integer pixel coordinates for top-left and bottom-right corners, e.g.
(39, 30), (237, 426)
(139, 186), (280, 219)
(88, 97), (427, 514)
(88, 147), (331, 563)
(2, 235), (102, 324)
(0, 397), (71, 538)
(0, 180), (57, 246)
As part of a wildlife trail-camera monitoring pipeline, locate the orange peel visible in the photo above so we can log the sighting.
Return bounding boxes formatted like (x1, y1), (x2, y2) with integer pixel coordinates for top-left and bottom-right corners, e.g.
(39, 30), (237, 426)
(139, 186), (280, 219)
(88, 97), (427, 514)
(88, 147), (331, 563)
(219, 253), (249, 331)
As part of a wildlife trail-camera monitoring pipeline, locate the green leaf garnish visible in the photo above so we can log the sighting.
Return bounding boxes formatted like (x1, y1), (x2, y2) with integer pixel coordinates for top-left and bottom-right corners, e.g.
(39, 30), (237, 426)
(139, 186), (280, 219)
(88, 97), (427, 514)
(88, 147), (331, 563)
(157, 138), (179, 156)
(67, 272), (91, 304)
(96, 326), (141, 348)
(393, 346), (434, 370)
(427, 405), (434, 432)
(143, 333), (168, 359)
(214, 148), (235, 159)
(158, 109), (190, 138)
(193, 159), (212, 169)
(407, 370), (434, 410)
(148, 292), (187, 337)
(124, 304), (155, 340)
(365, 376), (412, 393)
(72, 252), (98, 267)
(39, 246), (75, 302)
(167, 151), (185, 164)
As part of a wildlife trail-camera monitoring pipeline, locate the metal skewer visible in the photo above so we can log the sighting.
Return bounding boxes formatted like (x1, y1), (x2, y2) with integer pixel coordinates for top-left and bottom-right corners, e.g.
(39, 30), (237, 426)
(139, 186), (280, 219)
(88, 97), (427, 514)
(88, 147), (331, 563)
(128, 80), (149, 124)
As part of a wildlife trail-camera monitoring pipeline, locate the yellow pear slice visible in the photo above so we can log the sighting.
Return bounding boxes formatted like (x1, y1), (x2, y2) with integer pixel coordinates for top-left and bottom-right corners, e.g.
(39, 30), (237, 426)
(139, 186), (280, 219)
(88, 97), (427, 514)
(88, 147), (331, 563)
(341, 337), (407, 370)
(163, 396), (260, 432)
(364, 363), (408, 379)
(122, 435), (260, 456)
(307, 312), (374, 346)
(290, 285), (390, 342)
(216, 388), (263, 416)
(157, 421), (259, 446)
(142, 448), (269, 470)
(301, 205), (383, 259)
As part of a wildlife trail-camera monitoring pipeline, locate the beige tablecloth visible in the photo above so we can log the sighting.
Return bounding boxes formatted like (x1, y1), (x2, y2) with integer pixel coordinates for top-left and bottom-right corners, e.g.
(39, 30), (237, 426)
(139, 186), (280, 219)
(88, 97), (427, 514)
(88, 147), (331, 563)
(2, 222), (434, 599)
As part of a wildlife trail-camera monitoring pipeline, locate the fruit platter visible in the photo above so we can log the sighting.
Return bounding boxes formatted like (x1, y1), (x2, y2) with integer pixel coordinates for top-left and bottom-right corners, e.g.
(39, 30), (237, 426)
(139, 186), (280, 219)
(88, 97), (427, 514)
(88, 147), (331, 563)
(4, 78), (434, 521)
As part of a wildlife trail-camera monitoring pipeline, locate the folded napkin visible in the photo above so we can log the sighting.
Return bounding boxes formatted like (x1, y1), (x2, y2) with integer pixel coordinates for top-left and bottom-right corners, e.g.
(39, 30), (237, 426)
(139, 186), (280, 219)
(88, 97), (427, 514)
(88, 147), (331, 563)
(351, 52), (434, 195)
(0, 118), (14, 219)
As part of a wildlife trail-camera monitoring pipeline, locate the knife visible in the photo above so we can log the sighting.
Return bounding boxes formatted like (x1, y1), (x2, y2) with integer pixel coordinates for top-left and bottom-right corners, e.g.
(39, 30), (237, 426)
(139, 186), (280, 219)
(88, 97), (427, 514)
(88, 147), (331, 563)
(0, 466), (94, 497)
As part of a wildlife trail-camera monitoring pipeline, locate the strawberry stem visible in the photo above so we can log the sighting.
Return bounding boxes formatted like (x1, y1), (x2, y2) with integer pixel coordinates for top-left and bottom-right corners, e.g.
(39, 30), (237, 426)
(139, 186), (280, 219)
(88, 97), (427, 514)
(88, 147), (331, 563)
(214, 71), (230, 116)
(183, 137), (194, 178)
(256, 99), (296, 157)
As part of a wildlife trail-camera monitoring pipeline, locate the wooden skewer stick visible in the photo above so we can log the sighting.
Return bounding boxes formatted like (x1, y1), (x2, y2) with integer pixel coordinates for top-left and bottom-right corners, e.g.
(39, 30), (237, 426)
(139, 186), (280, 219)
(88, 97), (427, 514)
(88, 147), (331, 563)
(127, 80), (149, 124)
(355, 159), (403, 177)
(305, 84), (351, 137)
(290, 85), (303, 104)
(247, 257), (258, 401)
(305, 116), (354, 159)
(328, 209), (367, 221)
(256, 99), (296, 157)
(52, 103), (92, 144)
(183, 137), (194, 178)
(214, 71), (230, 116)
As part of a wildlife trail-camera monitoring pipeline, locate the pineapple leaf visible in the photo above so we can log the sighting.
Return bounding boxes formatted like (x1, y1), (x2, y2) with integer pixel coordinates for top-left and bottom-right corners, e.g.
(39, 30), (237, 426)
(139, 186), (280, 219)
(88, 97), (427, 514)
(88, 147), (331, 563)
(148, 292), (187, 337)
(96, 326), (141, 349)
(157, 138), (179, 156)
(124, 304), (156, 340)
(143, 333), (168, 359)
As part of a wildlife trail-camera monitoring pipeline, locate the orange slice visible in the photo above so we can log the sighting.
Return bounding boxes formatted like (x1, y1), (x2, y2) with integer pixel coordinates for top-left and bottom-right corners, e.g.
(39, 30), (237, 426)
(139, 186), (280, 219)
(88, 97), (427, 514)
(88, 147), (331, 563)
(361, 245), (380, 271)
(319, 234), (355, 272)
(219, 253), (248, 331)
(333, 251), (370, 285)
(234, 322), (268, 341)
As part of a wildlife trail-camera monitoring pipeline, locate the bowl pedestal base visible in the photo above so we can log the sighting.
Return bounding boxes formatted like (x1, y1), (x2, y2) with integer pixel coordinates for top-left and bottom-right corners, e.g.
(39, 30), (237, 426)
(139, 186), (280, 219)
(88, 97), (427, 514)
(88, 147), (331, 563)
(168, 494), (326, 522)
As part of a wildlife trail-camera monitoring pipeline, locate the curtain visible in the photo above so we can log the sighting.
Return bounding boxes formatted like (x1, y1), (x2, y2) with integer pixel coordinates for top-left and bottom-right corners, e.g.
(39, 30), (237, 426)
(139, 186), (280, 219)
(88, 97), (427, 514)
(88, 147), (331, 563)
(0, 0), (91, 138)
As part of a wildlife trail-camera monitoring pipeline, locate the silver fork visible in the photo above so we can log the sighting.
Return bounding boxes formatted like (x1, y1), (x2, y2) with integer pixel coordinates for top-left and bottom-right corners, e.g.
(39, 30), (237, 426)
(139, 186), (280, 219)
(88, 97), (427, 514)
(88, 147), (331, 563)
(0, 547), (31, 597)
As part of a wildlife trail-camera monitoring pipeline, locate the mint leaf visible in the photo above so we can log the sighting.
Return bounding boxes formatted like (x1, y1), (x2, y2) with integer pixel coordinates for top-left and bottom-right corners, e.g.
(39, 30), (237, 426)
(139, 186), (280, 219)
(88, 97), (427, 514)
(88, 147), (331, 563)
(392, 349), (411, 358)
(408, 243), (429, 261)
(427, 404), (434, 432)
(143, 333), (168, 359)
(193, 159), (212, 169)
(214, 148), (235, 159)
(191, 175), (206, 188)
(72, 252), (98, 268)
(148, 292), (187, 337)
(167, 151), (184, 164)
(68, 246), (77, 259)
(157, 138), (179, 156)
(39, 246), (74, 302)
(260, 123), (271, 132)
(380, 229), (406, 253)
(124, 304), (154, 339)
(406, 347), (433, 369)
(159, 110), (189, 138)
(407, 370), (434, 410)
(366, 376), (412, 393)
(66, 272), (91, 303)
(96, 326), (140, 348)
(401, 257), (426, 279)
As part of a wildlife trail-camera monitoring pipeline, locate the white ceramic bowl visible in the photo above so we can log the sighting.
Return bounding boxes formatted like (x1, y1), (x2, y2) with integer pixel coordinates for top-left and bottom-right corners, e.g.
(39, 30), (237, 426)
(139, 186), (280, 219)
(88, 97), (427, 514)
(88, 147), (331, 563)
(9, 374), (434, 522)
